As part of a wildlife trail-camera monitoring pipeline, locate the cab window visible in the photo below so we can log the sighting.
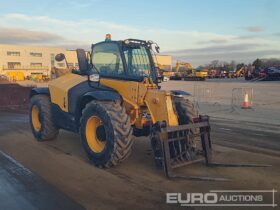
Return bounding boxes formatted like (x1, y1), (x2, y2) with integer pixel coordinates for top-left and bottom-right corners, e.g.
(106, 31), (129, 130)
(91, 43), (124, 76)
(123, 46), (151, 77)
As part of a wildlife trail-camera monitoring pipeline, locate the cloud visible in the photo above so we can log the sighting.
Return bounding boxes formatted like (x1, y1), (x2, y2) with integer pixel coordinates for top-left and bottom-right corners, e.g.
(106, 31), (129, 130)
(164, 44), (280, 66)
(0, 13), (279, 66)
(197, 38), (229, 45)
(3, 13), (77, 27)
(0, 13), (237, 50)
(165, 43), (264, 54)
(0, 27), (65, 44)
(242, 26), (264, 32)
(0, 26), (93, 50)
(234, 35), (257, 40)
(174, 49), (280, 66)
(58, 43), (91, 50)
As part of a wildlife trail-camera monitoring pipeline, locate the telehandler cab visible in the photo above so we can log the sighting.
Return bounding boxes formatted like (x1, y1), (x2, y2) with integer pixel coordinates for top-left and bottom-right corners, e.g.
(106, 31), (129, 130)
(29, 36), (268, 180)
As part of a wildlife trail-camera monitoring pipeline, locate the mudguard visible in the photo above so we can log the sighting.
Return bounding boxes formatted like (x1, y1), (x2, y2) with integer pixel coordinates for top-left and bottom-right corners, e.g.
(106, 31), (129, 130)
(82, 90), (121, 101)
(70, 90), (122, 130)
(30, 88), (50, 97)
(171, 90), (191, 96)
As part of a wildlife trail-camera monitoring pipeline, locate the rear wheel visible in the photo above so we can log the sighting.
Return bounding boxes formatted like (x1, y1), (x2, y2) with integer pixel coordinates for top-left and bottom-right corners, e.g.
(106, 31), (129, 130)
(29, 95), (59, 141)
(151, 96), (199, 168)
(80, 100), (133, 168)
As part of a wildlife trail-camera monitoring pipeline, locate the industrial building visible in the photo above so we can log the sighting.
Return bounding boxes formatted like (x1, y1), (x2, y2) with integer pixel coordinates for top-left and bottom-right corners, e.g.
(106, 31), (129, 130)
(154, 55), (172, 71)
(0, 44), (78, 81)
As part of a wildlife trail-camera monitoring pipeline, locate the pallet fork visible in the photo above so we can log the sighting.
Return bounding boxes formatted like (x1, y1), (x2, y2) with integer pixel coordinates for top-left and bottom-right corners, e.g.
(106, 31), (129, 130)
(154, 116), (271, 181)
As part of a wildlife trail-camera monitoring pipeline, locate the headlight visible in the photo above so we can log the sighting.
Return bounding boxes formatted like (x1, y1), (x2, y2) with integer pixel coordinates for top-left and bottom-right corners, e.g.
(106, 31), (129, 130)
(89, 74), (100, 82)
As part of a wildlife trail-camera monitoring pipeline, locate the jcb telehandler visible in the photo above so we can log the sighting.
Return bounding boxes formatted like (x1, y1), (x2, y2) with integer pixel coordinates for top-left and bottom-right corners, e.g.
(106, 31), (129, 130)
(29, 36), (267, 180)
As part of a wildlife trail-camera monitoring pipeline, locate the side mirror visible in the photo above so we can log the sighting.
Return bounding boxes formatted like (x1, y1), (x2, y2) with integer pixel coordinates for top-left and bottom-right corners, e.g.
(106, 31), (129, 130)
(76, 49), (90, 75)
(55, 53), (66, 62)
(155, 46), (160, 53)
(155, 67), (162, 83)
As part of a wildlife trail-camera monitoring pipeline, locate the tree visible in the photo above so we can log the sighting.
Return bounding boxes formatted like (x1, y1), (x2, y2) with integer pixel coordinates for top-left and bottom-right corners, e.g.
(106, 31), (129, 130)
(210, 60), (219, 69)
(196, 65), (205, 70)
(230, 60), (237, 71)
(222, 61), (230, 72)
(253, 58), (263, 68)
(236, 63), (245, 71)
(261, 58), (280, 68)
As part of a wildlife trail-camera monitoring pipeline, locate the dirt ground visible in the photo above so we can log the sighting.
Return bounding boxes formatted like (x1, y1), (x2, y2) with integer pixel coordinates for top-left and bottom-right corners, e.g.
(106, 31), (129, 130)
(1, 79), (280, 210)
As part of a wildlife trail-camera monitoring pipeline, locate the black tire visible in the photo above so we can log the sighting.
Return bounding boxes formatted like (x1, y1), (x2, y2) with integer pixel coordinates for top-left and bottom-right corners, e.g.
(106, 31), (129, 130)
(80, 100), (133, 168)
(133, 126), (150, 137)
(173, 96), (200, 148)
(29, 95), (59, 141)
(172, 96), (200, 159)
(173, 96), (197, 125)
(150, 132), (163, 169)
(173, 96), (200, 142)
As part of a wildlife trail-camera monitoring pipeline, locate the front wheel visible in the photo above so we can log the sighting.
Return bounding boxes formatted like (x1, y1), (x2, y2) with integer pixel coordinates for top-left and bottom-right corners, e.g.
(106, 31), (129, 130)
(29, 95), (59, 141)
(150, 96), (200, 168)
(80, 100), (133, 168)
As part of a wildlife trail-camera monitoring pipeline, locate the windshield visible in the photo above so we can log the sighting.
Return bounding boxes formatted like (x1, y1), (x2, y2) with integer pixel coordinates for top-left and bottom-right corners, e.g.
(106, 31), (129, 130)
(123, 45), (152, 77)
(91, 42), (125, 76)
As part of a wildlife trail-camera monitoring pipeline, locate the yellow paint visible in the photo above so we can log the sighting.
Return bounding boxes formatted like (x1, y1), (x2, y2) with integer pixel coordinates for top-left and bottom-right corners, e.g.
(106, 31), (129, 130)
(49, 73), (179, 128)
(100, 78), (141, 108)
(86, 116), (105, 153)
(195, 71), (208, 78)
(6, 71), (25, 81)
(144, 89), (178, 126)
(175, 60), (193, 73)
(48, 74), (87, 112)
(100, 78), (178, 126)
(31, 105), (41, 132)
(123, 102), (137, 124)
(235, 67), (244, 77)
(31, 74), (43, 80)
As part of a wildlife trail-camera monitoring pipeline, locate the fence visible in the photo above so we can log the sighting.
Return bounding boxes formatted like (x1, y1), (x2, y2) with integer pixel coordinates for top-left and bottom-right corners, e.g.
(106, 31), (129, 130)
(231, 87), (253, 111)
(193, 85), (217, 114)
(193, 85), (213, 103)
(192, 85), (254, 114)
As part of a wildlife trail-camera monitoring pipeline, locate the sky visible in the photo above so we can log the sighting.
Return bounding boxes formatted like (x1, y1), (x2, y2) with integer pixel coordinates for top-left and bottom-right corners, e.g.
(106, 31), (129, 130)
(0, 0), (279, 66)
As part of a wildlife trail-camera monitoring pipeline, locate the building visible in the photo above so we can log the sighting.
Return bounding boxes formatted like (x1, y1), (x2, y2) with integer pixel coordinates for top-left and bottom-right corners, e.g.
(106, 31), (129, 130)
(0, 44), (78, 80)
(64, 50), (79, 69)
(154, 55), (172, 71)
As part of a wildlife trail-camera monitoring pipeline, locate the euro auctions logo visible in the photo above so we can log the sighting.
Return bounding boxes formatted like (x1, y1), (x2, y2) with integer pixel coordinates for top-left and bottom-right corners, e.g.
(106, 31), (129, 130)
(166, 190), (277, 207)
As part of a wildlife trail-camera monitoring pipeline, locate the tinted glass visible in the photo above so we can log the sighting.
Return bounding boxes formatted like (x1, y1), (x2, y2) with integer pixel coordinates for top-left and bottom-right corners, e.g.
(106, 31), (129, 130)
(92, 43), (124, 76)
(123, 46), (151, 77)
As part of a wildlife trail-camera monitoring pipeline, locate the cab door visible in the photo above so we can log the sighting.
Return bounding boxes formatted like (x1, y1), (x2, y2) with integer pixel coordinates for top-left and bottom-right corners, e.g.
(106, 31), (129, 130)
(91, 42), (141, 108)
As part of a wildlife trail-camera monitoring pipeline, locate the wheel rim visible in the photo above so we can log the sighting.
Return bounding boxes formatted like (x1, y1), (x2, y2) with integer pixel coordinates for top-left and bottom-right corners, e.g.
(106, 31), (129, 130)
(86, 116), (106, 153)
(31, 105), (41, 132)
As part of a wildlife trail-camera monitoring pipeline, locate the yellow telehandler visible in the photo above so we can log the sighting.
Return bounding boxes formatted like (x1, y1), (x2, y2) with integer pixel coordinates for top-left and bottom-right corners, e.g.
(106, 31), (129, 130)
(29, 37), (268, 180)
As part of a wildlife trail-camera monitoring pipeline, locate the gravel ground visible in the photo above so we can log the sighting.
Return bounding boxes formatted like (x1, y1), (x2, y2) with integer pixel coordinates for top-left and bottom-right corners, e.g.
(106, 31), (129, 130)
(0, 78), (279, 210)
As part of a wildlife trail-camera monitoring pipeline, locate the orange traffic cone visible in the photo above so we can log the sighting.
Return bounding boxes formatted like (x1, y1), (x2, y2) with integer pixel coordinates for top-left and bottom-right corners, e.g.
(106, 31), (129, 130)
(242, 92), (250, 109)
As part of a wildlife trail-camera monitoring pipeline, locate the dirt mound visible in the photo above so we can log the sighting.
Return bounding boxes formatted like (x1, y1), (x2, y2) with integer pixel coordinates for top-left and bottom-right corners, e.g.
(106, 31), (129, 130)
(0, 79), (11, 84)
(0, 83), (34, 110)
